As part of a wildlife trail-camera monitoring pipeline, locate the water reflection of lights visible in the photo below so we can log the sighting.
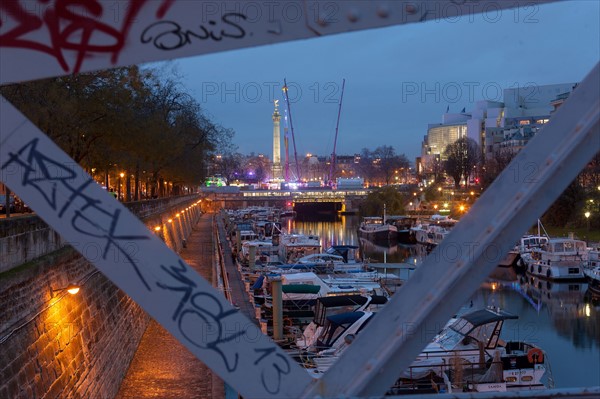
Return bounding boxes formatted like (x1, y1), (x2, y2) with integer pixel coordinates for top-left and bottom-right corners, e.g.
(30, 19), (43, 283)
(585, 303), (591, 317)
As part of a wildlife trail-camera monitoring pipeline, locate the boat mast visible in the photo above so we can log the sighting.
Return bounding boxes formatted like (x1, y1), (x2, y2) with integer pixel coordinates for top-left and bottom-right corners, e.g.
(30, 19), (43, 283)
(329, 78), (346, 186)
(284, 110), (290, 181)
(383, 202), (387, 224)
(283, 79), (301, 181)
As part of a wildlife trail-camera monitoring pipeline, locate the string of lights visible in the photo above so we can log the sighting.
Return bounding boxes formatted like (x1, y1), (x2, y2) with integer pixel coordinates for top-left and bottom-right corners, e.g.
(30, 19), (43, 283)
(152, 199), (203, 234)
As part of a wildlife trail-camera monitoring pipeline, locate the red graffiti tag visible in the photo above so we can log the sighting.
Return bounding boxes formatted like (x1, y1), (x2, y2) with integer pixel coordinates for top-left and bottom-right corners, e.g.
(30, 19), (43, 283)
(0, 0), (174, 73)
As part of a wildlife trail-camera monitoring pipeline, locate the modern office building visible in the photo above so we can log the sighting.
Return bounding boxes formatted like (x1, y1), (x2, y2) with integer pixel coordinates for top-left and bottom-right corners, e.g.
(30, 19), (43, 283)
(419, 83), (578, 173)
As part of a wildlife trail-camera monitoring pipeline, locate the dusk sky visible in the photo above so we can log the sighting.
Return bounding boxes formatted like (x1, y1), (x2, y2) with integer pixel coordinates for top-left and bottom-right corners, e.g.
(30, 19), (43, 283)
(161, 1), (599, 161)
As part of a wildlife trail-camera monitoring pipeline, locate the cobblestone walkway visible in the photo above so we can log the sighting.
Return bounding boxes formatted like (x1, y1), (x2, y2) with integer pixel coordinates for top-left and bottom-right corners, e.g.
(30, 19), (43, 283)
(115, 215), (224, 399)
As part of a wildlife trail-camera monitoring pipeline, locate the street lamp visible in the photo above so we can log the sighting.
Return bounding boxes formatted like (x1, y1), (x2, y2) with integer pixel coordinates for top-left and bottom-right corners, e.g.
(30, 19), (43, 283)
(51, 283), (80, 297)
(585, 211), (591, 230)
(118, 172), (124, 200)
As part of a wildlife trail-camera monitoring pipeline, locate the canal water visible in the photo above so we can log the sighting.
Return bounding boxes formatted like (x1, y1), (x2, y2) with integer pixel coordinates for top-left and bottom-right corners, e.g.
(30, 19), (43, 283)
(286, 215), (600, 389)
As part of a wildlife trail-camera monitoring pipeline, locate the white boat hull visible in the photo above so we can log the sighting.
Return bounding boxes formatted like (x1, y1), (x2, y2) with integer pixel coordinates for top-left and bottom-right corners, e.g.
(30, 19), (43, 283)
(526, 260), (585, 280)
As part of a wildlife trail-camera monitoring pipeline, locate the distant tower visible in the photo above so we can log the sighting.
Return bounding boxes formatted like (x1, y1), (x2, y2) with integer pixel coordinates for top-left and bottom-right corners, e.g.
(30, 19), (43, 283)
(272, 100), (282, 179)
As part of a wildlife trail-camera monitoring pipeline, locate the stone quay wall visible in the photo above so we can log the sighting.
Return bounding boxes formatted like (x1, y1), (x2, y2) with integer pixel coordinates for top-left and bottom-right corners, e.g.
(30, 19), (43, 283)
(0, 196), (203, 398)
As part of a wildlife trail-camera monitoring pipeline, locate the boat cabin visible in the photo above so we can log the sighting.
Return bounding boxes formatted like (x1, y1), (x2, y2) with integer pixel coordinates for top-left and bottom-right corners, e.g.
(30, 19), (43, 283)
(541, 238), (587, 255)
(433, 309), (517, 351)
(239, 230), (258, 242)
(315, 311), (374, 351)
(325, 245), (360, 263)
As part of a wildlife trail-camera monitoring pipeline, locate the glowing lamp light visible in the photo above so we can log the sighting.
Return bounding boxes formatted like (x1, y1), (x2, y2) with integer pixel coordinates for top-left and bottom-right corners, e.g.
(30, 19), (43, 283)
(168, 219), (173, 223)
(119, 172), (124, 178)
(66, 284), (80, 295)
(176, 213), (180, 217)
(154, 226), (161, 231)
(51, 283), (81, 297)
(460, 205), (465, 212)
(585, 211), (591, 219)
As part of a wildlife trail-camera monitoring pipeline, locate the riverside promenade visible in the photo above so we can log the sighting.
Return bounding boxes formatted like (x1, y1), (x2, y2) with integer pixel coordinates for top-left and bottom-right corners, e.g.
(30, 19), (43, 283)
(115, 215), (225, 399)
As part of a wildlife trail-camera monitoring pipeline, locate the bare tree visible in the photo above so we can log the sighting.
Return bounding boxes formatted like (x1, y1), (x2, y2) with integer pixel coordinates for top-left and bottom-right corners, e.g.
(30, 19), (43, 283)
(444, 137), (480, 188)
(373, 145), (410, 185)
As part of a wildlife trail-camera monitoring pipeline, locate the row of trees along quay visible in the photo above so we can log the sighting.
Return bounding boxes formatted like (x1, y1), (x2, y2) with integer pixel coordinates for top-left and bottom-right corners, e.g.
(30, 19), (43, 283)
(0, 66), (235, 201)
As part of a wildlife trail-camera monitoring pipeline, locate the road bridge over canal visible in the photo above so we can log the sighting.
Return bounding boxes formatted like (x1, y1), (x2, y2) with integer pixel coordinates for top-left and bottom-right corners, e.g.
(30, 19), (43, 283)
(201, 187), (371, 214)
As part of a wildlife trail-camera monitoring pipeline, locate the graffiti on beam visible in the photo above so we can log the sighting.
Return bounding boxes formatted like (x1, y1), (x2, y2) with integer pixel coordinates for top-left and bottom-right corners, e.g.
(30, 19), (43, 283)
(156, 259), (292, 394)
(0, 138), (152, 290)
(0, 0), (175, 74)
(141, 12), (247, 50)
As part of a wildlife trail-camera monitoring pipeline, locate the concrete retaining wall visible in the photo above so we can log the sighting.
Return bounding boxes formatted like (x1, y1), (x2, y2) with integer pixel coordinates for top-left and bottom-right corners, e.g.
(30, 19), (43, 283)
(0, 217), (66, 274)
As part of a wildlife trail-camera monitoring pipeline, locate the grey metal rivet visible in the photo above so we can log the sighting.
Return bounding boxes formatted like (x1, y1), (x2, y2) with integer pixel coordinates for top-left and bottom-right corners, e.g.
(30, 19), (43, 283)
(317, 14), (328, 27)
(377, 5), (390, 18)
(347, 9), (360, 23)
(405, 4), (418, 15)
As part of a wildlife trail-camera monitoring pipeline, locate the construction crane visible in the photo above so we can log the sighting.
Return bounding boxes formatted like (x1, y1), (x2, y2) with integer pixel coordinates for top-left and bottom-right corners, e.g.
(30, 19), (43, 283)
(283, 109), (290, 181)
(329, 78), (346, 187)
(282, 79), (301, 181)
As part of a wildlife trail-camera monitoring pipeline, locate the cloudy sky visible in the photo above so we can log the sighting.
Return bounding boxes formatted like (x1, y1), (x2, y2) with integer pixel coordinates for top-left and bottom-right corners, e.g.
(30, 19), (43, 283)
(163, 1), (599, 161)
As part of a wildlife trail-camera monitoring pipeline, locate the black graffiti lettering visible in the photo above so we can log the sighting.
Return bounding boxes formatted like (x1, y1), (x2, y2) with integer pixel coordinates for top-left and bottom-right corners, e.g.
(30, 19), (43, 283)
(156, 260), (197, 320)
(141, 12), (246, 50)
(156, 275), (245, 372)
(58, 178), (99, 217)
(221, 12), (246, 38)
(254, 348), (291, 394)
(1, 139), (76, 209)
(1, 138), (152, 290)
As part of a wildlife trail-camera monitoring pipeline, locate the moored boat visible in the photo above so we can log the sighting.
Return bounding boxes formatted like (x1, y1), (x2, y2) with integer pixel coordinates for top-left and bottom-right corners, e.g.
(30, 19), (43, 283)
(584, 249), (600, 294)
(301, 307), (549, 394)
(357, 216), (398, 244)
(525, 238), (587, 280)
(409, 214), (457, 247)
